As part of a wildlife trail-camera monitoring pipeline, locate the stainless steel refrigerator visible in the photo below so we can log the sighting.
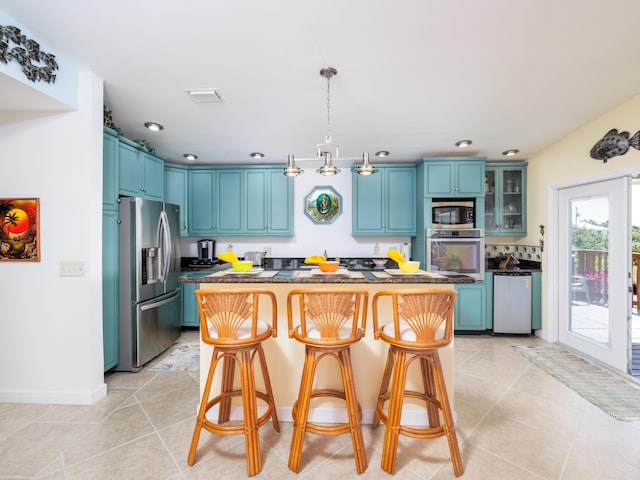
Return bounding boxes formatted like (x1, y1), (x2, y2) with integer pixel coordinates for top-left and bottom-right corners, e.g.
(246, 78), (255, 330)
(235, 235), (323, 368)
(115, 197), (181, 371)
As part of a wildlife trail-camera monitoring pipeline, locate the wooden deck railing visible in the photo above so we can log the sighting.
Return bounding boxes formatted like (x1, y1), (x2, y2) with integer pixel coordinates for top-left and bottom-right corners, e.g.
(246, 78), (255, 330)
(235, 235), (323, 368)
(573, 249), (640, 308)
(573, 249), (608, 277)
(572, 249), (609, 305)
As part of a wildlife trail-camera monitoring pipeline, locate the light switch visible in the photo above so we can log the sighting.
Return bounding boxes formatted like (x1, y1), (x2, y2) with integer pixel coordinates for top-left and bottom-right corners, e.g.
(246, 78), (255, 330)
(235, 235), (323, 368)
(59, 261), (86, 277)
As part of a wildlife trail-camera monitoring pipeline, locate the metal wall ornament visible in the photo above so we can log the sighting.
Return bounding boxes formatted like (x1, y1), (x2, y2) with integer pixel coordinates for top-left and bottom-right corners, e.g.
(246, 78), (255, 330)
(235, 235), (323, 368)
(590, 128), (640, 163)
(0, 24), (58, 83)
(304, 186), (342, 224)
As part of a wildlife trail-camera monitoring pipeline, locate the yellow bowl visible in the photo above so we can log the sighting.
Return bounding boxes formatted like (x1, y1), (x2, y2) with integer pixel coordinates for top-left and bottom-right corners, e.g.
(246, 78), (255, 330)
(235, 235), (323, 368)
(398, 261), (420, 273)
(232, 261), (253, 272)
(318, 261), (340, 272)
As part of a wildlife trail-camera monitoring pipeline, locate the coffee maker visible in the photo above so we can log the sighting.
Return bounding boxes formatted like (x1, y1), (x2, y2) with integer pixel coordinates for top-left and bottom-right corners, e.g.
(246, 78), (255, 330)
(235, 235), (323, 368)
(196, 239), (215, 266)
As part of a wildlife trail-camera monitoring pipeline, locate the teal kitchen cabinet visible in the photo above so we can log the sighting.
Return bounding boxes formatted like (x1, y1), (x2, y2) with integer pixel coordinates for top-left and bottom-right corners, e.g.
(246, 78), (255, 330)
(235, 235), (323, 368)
(422, 157), (486, 197)
(412, 159), (485, 267)
(164, 165), (189, 236)
(102, 128), (119, 210)
(182, 283), (199, 327)
(484, 272), (494, 330)
(267, 169), (293, 235)
(188, 169), (216, 235)
(102, 208), (119, 370)
(118, 139), (164, 200)
(188, 168), (243, 235)
(352, 165), (416, 236)
(531, 271), (541, 330)
(102, 127), (120, 371)
(245, 168), (293, 235)
(454, 283), (487, 331)
(189, 167), (292, 236)
(484, 162), (527, 236)
(215, 169), (243, 234)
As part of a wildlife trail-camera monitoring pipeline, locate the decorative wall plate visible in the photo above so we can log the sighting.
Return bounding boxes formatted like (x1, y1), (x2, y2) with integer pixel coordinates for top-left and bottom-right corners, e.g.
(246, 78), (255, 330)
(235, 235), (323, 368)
(304, 186), (342, 224)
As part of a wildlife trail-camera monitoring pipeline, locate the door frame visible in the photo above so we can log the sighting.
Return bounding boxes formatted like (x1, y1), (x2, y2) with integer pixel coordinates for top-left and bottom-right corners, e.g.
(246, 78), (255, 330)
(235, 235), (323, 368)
(544, 167), (637, 367)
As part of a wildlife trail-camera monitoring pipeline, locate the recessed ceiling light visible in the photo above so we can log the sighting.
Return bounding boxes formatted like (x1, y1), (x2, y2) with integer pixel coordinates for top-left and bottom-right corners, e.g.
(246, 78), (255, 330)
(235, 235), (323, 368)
(250, 152), (264, 159)
(144, 122), (164, 132)
(455, 140), (472, 148)
(502, 149), (519, 156)
(375, 151), (390, 157)
(183, 153), (198, 161)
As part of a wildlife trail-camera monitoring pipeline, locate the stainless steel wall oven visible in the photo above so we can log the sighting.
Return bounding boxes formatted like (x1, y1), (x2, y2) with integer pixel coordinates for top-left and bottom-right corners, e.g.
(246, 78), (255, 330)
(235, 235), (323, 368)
(426, 228), (485, 281)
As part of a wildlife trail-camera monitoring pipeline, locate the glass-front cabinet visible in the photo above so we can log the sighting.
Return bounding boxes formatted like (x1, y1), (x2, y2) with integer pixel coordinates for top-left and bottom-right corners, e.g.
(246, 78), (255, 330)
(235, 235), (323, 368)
(485, 162), (527, 236)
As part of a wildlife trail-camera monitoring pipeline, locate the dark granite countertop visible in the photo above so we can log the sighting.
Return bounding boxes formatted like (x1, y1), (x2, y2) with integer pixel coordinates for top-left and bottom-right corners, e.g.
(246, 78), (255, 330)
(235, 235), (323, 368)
(179, 264), (476, 284)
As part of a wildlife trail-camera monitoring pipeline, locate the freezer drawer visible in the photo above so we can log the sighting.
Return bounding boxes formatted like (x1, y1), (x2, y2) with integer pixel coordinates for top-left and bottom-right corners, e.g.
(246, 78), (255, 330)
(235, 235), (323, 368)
(135, 290), (181, 367)
(116, 290), (181, 372)
(493, 273), (532, 334)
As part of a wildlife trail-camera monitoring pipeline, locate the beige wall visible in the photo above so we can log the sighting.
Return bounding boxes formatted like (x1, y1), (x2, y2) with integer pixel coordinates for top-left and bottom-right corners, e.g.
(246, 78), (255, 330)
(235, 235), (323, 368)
(524, 93), (640, 332)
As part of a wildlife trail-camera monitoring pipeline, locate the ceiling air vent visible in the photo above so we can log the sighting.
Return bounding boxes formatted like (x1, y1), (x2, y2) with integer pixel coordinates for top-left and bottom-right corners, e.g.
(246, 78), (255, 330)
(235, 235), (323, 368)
(185, 88), (222, 103)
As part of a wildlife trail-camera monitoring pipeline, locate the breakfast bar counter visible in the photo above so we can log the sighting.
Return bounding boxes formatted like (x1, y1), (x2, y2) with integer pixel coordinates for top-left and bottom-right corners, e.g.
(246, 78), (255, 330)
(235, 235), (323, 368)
(180, 267), (473, 425)
(181, 266), (476, 284)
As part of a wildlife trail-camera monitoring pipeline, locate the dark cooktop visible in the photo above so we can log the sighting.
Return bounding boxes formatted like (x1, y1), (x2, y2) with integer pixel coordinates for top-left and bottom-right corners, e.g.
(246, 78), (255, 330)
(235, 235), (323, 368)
(181, 257), (222, 270)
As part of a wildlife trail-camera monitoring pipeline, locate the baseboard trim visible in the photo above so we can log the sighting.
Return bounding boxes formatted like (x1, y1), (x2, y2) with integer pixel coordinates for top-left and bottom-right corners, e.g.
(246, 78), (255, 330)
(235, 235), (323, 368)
(0, 382), (107, 405)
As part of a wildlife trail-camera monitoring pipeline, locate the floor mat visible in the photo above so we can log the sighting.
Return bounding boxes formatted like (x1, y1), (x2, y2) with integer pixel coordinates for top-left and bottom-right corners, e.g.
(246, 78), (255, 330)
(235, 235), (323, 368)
(632, 343), (640, 377)
(149, 342), (200, 372)
(514, 345), (640, 422)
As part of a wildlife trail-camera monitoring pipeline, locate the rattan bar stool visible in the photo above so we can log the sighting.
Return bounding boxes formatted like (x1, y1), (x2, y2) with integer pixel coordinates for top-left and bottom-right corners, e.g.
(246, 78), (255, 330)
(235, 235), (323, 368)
(187, 288), (280, 477)
(286, 288), (369, 474)
(371, 288), (463, 477)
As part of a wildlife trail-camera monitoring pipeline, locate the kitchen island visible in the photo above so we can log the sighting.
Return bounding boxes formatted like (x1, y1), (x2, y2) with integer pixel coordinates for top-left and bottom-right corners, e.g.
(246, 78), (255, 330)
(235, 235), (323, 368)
(181, 266), (474, 425)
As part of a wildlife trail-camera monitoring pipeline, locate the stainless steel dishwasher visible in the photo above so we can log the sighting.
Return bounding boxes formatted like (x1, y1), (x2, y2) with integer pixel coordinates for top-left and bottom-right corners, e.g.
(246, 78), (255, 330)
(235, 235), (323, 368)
(493, 272), (532, 334)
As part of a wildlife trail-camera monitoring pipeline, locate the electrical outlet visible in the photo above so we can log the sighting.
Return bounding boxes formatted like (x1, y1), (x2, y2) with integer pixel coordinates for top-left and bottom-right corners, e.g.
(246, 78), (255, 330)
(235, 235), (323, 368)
(59, 261), (86, 277)
(263, 247), (272, 256)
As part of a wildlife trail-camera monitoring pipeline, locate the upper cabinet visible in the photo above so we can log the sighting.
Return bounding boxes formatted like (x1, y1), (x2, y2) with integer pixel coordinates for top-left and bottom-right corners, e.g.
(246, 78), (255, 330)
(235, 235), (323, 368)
(484, 162), (527, 236)
(102, 128), (120, 211)
(422, 157), (486, 197)
(164, 165), (189, 236)
(352, 165), (416, 236)
(188, 168), (243, 235)
(215, 169), (244, 234)
(245, 169), (293, 235)
(188, 169), (216, 235)
(118, 138), (164, 200)
(188, 167), (293, 236)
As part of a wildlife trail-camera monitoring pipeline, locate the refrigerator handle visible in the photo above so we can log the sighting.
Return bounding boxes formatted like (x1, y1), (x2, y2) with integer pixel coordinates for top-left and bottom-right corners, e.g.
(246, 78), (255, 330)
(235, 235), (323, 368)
(158, 211), (172, 282)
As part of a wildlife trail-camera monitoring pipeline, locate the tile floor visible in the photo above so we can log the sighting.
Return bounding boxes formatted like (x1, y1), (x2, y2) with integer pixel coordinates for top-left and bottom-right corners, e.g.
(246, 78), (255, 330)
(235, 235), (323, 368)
(1, 331), (640, 479)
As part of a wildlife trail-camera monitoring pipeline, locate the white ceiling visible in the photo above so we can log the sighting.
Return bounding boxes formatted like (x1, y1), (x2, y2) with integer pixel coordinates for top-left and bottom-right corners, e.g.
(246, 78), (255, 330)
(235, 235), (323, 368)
(2, 1), (640, 166)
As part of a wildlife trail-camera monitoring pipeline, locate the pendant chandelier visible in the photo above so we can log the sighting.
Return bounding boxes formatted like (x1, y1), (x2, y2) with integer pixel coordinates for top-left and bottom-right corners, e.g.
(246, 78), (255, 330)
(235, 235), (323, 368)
(283, 67), (380, 177)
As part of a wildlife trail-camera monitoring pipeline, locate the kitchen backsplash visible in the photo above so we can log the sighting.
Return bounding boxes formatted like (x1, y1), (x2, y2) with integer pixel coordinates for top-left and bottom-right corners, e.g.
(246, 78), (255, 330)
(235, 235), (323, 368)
(485, 243), (542, 262)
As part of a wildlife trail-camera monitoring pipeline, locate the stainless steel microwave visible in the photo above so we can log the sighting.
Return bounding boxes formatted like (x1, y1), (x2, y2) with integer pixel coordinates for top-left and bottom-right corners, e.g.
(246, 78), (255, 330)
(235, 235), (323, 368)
(431, 199), (475, 229)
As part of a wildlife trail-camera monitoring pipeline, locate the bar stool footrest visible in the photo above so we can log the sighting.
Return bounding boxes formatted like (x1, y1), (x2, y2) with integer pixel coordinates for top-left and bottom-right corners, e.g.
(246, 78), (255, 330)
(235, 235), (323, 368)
(291, 389), (363, 436)
(201, 390), (277, 436)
